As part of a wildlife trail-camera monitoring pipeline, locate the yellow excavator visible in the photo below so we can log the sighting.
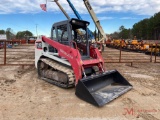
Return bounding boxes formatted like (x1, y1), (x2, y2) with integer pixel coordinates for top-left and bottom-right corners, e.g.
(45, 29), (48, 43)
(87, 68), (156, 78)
(145, 43), (160, 55)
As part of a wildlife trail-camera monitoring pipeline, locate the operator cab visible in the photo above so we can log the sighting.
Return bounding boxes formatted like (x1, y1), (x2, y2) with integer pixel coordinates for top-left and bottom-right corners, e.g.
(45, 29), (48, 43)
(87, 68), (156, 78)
(51, 18), (90, 59)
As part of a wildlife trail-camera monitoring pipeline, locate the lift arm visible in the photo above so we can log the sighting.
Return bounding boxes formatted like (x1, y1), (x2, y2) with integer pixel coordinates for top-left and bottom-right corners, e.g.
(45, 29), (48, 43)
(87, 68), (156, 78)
(83, 0), (107, 42)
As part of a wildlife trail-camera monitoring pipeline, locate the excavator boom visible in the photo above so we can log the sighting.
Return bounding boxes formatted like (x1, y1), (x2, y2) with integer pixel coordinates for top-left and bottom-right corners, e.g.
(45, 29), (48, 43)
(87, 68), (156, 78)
(83, 0), (107, 42)
(53, 0), (70, 19)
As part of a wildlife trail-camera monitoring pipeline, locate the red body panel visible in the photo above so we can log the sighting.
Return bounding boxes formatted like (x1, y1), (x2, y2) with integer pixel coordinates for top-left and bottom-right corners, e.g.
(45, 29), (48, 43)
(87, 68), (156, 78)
(41, 36), (105, 84)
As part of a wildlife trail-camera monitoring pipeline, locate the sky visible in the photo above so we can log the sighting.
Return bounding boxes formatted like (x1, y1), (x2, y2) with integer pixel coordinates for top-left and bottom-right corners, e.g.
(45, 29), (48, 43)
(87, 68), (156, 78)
(0, 0), (160, 37)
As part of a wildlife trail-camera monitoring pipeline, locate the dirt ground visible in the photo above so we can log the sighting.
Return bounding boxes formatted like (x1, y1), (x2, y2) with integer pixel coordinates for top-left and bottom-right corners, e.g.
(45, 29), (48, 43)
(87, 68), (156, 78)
(0, 45), (160, 120)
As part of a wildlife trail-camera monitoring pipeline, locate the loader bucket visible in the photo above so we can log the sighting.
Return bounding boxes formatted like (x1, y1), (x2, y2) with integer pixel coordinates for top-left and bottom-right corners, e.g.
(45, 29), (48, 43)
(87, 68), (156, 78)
(75, 70), (132, 107)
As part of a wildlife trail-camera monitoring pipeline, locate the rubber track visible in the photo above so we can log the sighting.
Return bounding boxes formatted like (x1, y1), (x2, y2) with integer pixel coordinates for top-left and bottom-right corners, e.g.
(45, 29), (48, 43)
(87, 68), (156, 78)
(40, 58), (75, 88)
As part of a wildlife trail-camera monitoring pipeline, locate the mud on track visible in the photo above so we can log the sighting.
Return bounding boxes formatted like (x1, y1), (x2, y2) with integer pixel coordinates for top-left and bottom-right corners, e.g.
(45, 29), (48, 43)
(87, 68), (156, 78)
(0, 46), (160, 120)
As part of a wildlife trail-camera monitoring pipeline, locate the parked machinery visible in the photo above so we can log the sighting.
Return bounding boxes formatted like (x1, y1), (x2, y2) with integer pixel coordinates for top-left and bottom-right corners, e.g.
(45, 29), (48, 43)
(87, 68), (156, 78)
(28, 37), (37, 44)
(106, 39), (127, 49)
(137, 41), (150, 52)
(145, 43), (160, 56)
(112, 39), (121, 48)
(35, 18), (132, 107)
(106, 38), (151, 53)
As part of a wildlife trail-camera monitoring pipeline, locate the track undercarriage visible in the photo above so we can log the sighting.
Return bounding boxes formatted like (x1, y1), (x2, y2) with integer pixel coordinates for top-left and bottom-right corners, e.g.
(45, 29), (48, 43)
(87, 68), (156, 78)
(38, 58), (75, 88)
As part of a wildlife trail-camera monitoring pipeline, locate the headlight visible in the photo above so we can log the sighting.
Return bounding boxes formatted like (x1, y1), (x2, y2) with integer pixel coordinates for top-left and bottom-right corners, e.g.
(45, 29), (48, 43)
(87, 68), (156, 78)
(72, 20), (76, 23)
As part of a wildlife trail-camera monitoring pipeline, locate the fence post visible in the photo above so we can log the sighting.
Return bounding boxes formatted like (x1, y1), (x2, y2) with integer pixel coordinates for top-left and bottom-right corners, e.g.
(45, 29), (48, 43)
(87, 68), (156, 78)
(150, 44), (152, 62)
(119, 41), (122, 62)
(155, 44), (157, 63)
(4, 41), (6, 65)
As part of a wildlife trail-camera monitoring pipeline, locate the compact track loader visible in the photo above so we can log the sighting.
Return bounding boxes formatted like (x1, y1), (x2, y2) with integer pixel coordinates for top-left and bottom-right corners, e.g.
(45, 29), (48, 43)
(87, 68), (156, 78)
(35, 18), (132, 107)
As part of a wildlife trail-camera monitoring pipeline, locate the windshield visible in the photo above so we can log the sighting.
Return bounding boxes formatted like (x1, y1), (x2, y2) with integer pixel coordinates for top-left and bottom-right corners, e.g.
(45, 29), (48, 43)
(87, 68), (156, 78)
(72, 28), (86, 42)
(71, 26), (88, 56)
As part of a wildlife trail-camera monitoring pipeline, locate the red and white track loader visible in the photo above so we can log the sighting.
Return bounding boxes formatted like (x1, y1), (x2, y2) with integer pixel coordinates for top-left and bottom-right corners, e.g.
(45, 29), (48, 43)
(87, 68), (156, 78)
(35, 18), (132, 107)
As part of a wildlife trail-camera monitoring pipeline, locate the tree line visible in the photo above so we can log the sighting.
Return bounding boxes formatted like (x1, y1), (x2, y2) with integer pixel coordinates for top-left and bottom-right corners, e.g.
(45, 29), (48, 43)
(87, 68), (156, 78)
(1, 11), (160, 40)
(0, 28), (33, 40)
(110, 12), (160, 40)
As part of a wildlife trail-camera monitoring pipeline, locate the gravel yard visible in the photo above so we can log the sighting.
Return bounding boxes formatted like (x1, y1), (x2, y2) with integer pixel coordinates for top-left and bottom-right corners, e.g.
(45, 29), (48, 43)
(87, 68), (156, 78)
(0, 45), (160, 120)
